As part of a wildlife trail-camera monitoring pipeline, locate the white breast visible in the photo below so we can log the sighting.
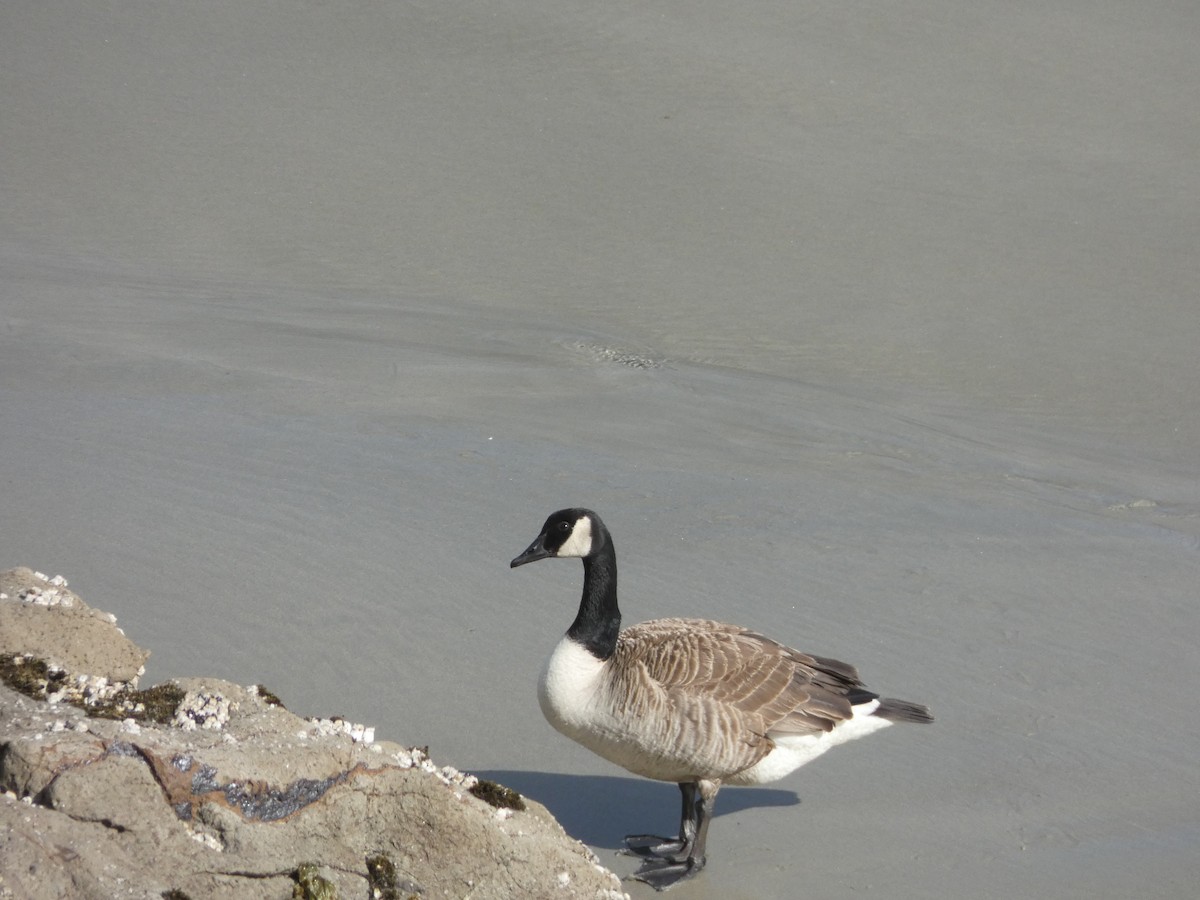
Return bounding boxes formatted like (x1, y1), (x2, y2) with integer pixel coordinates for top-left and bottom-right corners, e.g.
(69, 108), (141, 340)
(538, 635), (607, 734)
(537, 636), (686, 781)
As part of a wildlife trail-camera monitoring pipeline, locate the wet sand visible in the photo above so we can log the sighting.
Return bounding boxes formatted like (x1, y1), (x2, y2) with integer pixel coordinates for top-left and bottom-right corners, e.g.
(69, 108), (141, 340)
(3, 2), (1198, 897)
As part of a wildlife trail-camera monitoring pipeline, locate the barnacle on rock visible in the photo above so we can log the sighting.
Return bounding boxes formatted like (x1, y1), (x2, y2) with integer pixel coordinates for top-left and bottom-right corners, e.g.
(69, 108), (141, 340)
(171, 689), (235, 731)
(306, 716), (374, 744)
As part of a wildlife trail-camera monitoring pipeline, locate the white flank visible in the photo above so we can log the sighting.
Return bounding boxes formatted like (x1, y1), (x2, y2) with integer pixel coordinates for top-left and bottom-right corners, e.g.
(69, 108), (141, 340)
(557, 515), (594, 558)
(727, 699), (894, 785)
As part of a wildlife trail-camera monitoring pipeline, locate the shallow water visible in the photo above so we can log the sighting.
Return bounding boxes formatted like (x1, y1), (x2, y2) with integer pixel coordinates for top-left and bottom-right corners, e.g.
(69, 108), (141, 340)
(4, 2), (1199, 897)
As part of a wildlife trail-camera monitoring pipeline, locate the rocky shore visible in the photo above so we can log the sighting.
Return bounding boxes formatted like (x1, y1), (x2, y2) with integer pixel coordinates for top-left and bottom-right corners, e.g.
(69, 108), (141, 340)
(0, 567), (627, 900)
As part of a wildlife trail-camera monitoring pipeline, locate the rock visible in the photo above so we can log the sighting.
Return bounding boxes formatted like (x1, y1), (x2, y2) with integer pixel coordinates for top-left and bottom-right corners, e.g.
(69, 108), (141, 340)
(0, 568), (628, 899)
(0, 567), (149, 688)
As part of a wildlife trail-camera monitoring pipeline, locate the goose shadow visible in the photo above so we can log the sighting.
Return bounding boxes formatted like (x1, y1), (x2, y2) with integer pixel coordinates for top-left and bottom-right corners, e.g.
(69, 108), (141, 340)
(474, 769), (799, 850)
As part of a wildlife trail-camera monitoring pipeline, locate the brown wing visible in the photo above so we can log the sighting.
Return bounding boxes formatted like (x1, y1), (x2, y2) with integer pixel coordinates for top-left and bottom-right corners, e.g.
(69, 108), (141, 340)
(618, 618), (868, 744)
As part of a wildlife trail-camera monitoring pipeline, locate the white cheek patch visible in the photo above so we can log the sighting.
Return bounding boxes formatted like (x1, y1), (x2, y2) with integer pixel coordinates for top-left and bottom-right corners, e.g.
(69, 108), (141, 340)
(557, 516), (593, 558)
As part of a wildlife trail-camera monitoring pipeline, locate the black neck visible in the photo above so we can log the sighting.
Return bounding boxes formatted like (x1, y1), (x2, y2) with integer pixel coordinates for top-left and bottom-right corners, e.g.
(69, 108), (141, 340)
(567, 540), (621, 659)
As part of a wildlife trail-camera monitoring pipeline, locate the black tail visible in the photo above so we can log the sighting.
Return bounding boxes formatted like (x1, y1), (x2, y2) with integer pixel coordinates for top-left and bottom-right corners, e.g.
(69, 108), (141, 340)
(875, 697), (934, 724)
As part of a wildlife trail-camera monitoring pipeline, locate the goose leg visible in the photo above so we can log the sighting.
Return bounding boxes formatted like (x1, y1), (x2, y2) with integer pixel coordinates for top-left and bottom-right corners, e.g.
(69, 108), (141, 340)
(622, 782), (697, 859)
(623, 781), (716, 891)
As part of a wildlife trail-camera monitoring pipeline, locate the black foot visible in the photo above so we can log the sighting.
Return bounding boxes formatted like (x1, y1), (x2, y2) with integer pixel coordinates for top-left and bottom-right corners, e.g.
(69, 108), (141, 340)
(630, 855), (706, 891)
(621, 834), (687, 859)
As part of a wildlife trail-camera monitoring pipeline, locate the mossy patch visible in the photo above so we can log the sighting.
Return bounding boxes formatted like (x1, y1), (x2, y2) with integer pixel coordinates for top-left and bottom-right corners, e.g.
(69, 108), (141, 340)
(253, 683), (286, 708)
(0, 652), (185, 723)
(89, 682), (189, 723)
(366, 854), (397, 895)
(292, 863), (338, 900)
(366, 854), (422, 899)
(469, 779), (526, 811)
(0, 653), (67, 699)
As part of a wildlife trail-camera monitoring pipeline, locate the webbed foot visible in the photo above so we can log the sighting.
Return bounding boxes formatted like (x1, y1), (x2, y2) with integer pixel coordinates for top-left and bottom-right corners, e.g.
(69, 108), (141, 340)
(621, 834), (688, 859)
(629, 854), (706, 891)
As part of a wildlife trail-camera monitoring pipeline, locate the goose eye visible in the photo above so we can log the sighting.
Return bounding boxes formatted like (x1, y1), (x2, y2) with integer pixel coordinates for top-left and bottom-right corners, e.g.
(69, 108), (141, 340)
(557, 521), (571, 532)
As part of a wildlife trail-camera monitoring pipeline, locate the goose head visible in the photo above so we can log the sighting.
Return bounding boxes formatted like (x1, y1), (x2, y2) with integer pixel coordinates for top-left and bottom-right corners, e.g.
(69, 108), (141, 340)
(510, 508), (602, 567)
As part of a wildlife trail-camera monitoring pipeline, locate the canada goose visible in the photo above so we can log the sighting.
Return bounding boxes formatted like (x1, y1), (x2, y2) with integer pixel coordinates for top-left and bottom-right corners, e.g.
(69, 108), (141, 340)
(510, 508), (932, 890)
